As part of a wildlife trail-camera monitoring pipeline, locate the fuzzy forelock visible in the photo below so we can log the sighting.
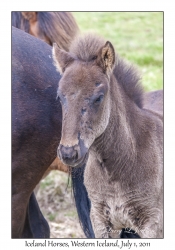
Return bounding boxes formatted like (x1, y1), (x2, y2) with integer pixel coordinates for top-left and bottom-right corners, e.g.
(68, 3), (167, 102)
(69, 33), (106, 61)
(69, 33), (143, 108)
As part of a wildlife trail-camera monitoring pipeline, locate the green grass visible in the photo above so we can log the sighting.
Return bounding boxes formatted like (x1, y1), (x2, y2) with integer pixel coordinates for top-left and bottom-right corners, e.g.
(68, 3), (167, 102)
(73, 12), (163, 91)
(40, 178), (54, 189)
(64, 211), (77, 217)
(48, 213), (56, 221)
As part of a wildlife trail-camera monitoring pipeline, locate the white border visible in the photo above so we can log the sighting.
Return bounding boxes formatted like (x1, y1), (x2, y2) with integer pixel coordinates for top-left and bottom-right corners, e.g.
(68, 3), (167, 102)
(1, 1), (174, 249)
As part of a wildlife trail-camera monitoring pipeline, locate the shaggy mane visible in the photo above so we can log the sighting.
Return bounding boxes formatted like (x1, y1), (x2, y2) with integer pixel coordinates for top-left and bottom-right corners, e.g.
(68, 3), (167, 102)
(12, 12), (79, 51)
(69, 34), (143, 108)
(38, 12), (79, 51)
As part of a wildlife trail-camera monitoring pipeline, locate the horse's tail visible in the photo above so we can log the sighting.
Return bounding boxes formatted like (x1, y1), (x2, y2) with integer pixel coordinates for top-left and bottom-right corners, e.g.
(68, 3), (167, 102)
(71, 164), (95, 238)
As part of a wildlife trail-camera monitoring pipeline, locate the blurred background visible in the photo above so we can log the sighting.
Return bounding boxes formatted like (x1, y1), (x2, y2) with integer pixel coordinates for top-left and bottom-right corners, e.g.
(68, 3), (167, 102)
(73, 12), (163, 91)
(36, 12), (163, 238)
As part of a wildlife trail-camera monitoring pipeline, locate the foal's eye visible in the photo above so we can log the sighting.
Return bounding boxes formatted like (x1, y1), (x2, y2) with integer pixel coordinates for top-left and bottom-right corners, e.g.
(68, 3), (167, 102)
(94, 95), (104, 105)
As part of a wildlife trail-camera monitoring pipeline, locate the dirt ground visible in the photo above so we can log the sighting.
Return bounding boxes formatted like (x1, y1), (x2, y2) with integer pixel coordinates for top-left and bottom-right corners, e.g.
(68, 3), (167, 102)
(36, 170), (85, 238)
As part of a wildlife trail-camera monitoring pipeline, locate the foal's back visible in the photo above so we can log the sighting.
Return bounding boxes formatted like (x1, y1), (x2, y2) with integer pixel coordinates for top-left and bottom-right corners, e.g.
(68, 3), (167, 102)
(143, 90), (163, 116)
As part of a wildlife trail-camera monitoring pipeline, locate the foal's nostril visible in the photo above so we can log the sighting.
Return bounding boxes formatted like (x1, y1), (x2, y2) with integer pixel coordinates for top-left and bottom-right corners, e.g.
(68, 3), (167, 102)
(58, 144), (79, 164)
(71, 149), (78, 161)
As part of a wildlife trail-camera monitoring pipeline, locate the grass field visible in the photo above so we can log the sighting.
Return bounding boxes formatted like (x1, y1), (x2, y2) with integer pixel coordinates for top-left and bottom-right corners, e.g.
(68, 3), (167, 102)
(73, 12), (163, 91)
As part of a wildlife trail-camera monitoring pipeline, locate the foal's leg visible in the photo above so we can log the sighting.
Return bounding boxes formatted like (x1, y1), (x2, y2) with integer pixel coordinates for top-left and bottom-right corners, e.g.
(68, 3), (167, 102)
(90, 204), (120, 238)
(90, 205), (107, 238)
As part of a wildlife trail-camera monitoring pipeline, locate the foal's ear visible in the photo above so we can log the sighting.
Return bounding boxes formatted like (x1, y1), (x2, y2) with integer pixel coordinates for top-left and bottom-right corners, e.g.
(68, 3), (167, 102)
(97, 41), (115, 76)
(52, 43), (75, 74)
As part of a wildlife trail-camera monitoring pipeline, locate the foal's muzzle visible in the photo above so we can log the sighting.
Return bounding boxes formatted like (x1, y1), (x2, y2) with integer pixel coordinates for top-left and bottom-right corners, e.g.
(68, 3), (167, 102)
(57, 139), (88, 167)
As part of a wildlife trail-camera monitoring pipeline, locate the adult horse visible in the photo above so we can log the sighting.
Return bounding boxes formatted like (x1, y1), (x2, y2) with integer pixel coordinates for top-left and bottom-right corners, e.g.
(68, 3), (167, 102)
(12, 11), (79, 50)
(12, 27), (94, 238)
(12, 11), (80, 175)
(53, 34), (163, 238)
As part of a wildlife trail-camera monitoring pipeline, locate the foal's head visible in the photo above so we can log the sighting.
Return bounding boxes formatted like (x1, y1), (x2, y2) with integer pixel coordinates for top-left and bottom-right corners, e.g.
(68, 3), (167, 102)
(53, 35), (115, 167)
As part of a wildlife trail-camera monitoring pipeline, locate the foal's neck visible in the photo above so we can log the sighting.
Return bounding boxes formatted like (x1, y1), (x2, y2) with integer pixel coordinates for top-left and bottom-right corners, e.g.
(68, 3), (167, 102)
(92, 75), (142, 180)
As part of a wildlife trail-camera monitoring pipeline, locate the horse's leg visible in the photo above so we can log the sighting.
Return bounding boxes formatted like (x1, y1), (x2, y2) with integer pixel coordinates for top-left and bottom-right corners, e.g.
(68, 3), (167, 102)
(12, 191), (50, 238)
(12, 157), (50, 238)
(12, 191), (30, 238)
(22, 192), (50, 238)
